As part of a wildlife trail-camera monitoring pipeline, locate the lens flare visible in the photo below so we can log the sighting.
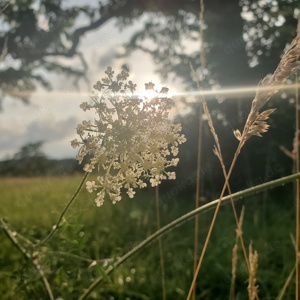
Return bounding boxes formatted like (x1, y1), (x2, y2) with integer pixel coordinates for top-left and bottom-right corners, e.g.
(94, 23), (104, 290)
(171, 82), (300, 99)
(3, 82), (300, 103)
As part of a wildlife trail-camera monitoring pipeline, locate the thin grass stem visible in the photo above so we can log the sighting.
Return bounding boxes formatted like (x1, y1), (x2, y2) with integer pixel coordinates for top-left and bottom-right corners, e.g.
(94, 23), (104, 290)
(187, 147), (241, 300)
(34, 172), (89, 247)
(188, 65), (250, 299)
(295, 70), (299, 300)
(202, 101), (250, 273)
(0, 1), (10, 14)
(193, 1), (205, 298)
(230, 206), (245, 300)
(193, 103), (203, 300)
(277, 266), (296, 300)
(155, 186), (166, 300)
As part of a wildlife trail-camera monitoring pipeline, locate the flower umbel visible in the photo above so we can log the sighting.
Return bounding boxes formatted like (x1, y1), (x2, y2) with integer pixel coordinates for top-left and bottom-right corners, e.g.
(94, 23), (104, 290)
(72, 66), (186, 206)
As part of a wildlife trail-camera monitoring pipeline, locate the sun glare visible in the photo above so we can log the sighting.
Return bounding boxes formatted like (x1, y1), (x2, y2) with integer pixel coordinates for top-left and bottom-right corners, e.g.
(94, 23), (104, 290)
(139, 89), (159, 100)
(171, 82), (300, 99)
(4, 81), (300, 108)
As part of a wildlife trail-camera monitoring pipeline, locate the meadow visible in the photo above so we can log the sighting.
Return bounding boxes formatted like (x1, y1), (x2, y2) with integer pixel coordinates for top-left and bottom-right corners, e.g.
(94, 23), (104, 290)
(1, 1), (300, 299)
(0, 175), (297, 299)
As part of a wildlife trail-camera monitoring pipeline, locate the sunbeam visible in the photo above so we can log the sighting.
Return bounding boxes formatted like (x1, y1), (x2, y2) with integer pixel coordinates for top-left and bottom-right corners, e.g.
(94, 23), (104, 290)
(171, 82), (300, 99)
(3, 82), (300, 103)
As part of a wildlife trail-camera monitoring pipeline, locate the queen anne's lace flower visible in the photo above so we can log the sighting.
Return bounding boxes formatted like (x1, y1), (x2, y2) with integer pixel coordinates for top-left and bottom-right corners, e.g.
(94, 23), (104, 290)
(72, 66), (186, 206)
(86, 181), (97, 193)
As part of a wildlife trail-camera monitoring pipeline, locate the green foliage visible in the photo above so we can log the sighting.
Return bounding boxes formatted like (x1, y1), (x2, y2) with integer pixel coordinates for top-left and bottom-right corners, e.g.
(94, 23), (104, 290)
(1, 0), (299, 107)
(0, 176), (297, 299)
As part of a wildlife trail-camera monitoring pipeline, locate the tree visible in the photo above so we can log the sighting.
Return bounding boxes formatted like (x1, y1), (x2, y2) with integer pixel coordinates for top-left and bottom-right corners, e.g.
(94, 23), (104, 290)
(11, 141), (48, 175)
(1, 0), (298, 106)
(241, 0), (298, 74)
(0, 0), (125, 107)
(0, 0), (203, 107)
(13, 141), (45, 159)
(0, 141), (49, 176)
(0, 141), (83, 176)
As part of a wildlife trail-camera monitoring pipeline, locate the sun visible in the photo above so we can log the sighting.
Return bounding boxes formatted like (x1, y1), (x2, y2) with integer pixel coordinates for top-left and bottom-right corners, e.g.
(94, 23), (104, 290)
(139, 89), (159, 100)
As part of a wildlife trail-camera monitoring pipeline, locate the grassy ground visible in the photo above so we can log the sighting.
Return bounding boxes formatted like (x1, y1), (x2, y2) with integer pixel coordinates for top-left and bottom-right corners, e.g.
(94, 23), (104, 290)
(0, 175), (297, 299)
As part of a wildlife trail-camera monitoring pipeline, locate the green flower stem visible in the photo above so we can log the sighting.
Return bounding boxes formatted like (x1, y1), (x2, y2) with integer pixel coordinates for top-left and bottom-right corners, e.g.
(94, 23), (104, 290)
(79, 172), (300, 300)
(34, 172), (89, 247)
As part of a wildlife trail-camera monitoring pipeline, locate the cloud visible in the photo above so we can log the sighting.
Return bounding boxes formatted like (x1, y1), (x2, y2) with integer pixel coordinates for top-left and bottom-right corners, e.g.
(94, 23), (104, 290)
(98, 50), (115, 69)
(0, 116), (79, 159)
(26, 116), (78, 141)
(0, 127), (23, 152)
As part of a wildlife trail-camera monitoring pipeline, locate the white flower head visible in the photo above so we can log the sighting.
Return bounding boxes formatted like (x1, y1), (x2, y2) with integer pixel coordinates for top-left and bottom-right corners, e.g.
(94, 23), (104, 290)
(127, 188), (136, 199)
(83, 164), (94, 173)
(80, 102), (91, 111)
(95, 190), (105, 207)
(167, 172), (176, 180)
(72, 66), (186, 206)
(86, 181), (97, 193)
(71, 139), (80, 148)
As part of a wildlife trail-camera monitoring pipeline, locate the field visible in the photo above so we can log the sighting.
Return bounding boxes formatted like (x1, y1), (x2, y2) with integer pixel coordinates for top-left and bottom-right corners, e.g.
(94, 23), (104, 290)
(0, 175), (297, 299)
(2, 1), (300, 299)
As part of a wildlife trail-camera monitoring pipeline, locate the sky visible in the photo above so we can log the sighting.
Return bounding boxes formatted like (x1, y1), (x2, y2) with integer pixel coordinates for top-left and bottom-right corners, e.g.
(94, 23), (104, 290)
(2, 2), (289, 161)
(0, 11), (185, 161)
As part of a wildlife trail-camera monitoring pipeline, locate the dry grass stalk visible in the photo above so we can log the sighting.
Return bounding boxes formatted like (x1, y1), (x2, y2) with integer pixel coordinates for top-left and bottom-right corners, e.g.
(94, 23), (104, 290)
(0, 1), (10, 14)
(230, 206), (245, 300)
(188, 70), (251, 300)
(0, 38), (7, 62)
(277, 265), (296, 300)
(248, 243), (259, 300)
(202, 100), (250, 269)
(202, 101), (221, 159)
(230, 244), (238, 300)
(155, 186), (166, 300)
(234, 33), (300, 150)
(279, 145), (294, 160)
(199, 0), (206, 70)
(294, 70), (299, 300)
(188, 21), (300, 300)
(192, 102), (203, 300)
(293, 133), (300, 163)
(192, 1), (205, 298)
(280, 72), (300, 298)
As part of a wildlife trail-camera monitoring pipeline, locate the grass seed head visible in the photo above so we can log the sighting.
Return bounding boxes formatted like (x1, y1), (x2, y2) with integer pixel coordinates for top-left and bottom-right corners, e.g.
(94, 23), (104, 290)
(234, 33), (300, 145)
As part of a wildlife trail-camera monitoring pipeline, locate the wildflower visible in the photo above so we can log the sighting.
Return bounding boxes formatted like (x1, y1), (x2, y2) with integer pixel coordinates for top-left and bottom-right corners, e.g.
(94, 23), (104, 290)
(86, 181), (97, 193)
(127, 188), (136, 198)
(150, 177), (160, 187)
(95, 190), (105, 207)
(71, 139), (80, 148)
(167, 172), (176, 180)
(83, 164), (94, 173)
(79, 102), (91, 111)
(72, 66), (186, 206)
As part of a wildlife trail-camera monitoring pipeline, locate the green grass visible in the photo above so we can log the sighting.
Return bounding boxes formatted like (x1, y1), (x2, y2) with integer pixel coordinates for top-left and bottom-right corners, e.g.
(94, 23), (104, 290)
(0, 175), (297, 299)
